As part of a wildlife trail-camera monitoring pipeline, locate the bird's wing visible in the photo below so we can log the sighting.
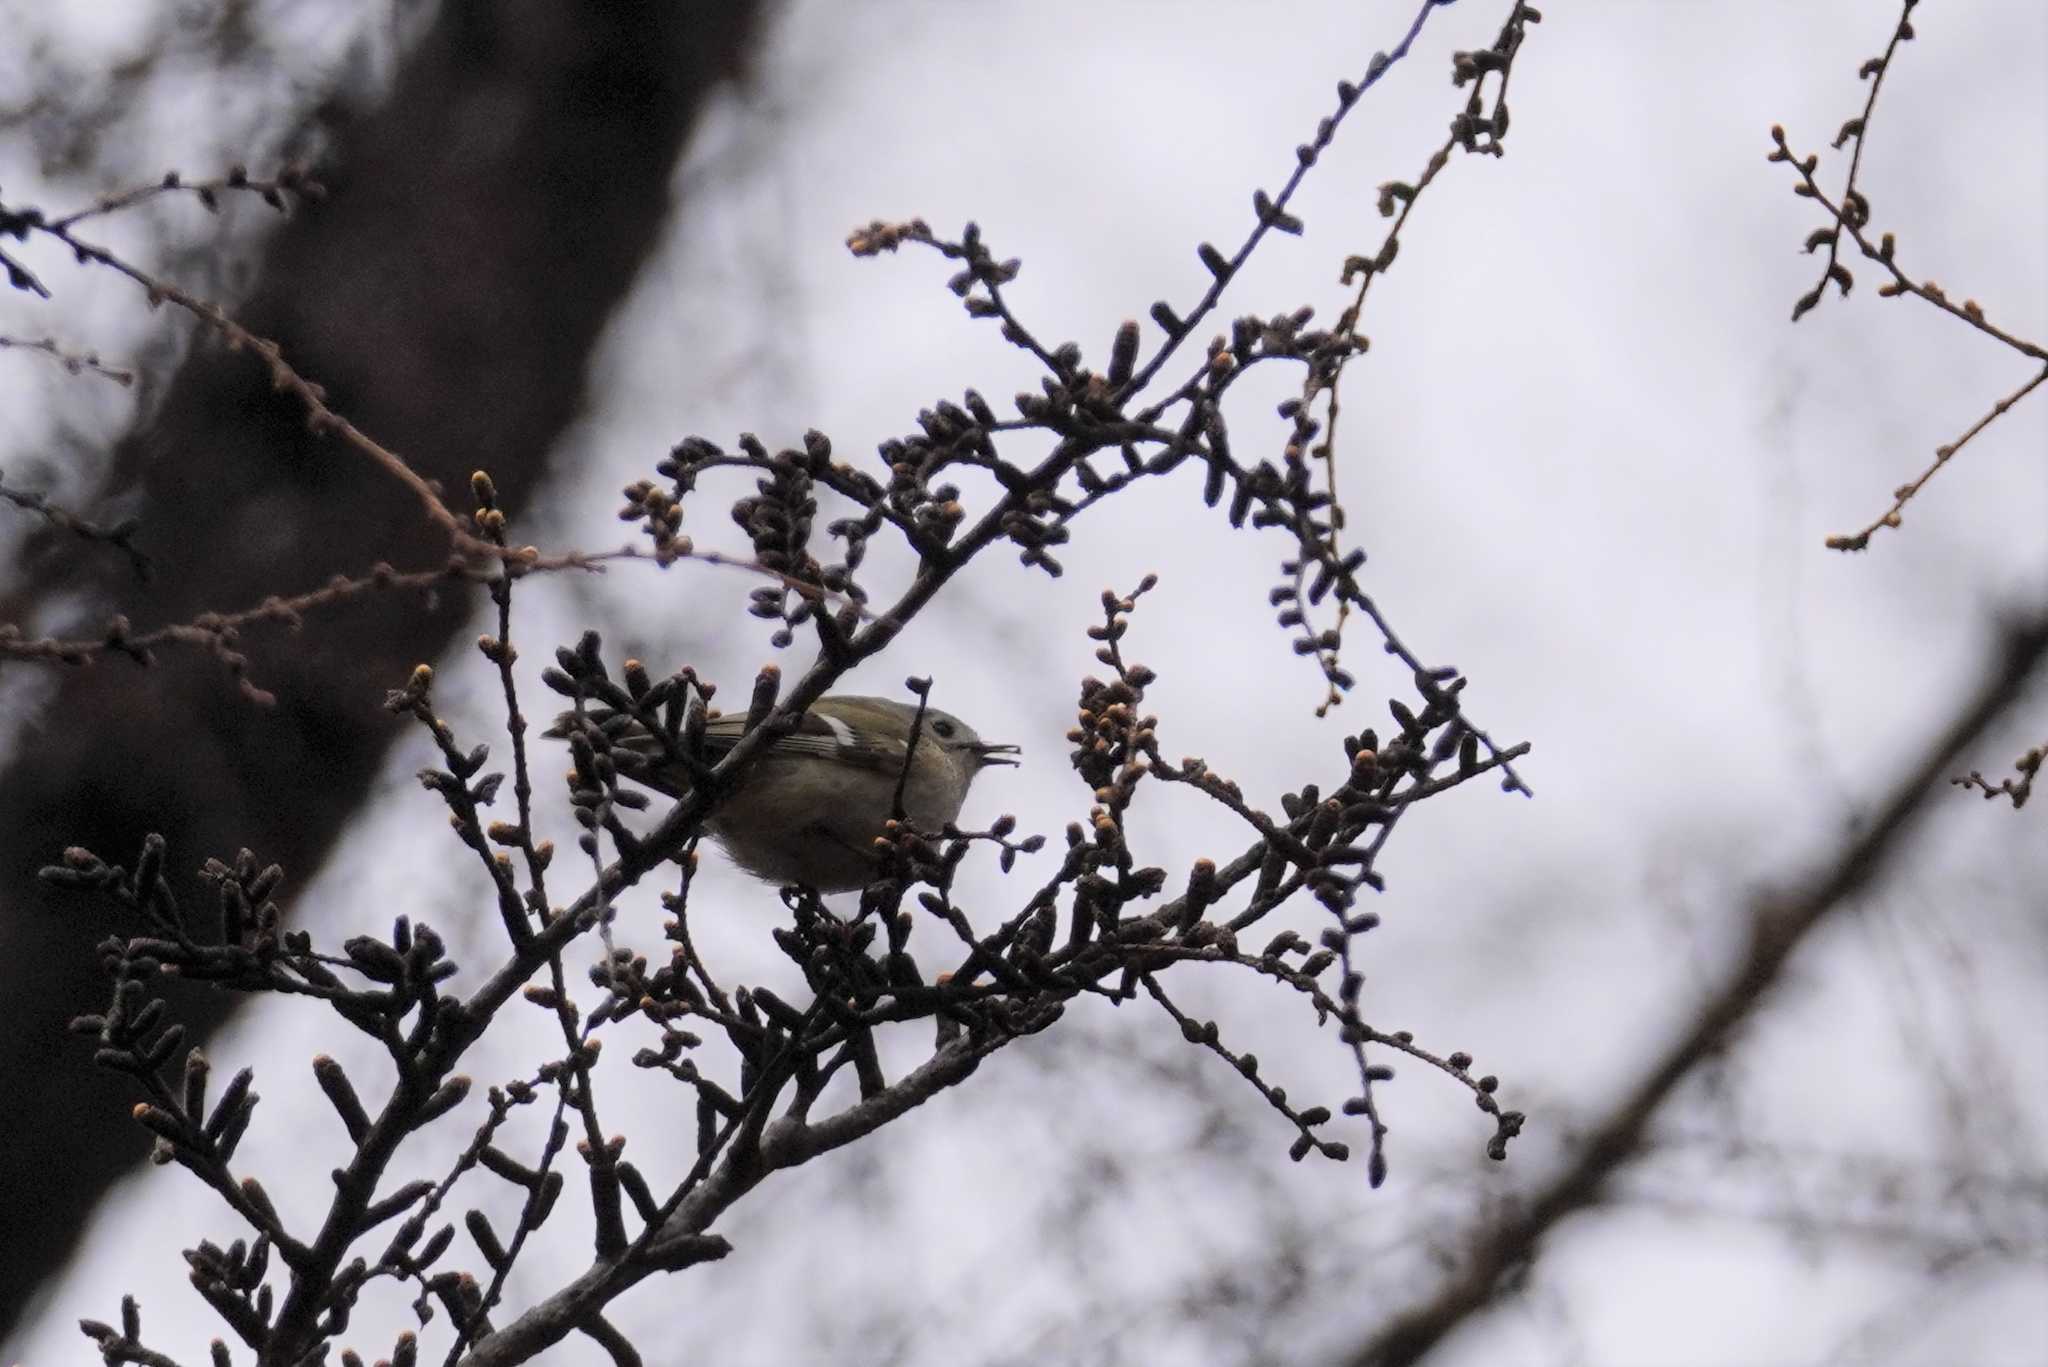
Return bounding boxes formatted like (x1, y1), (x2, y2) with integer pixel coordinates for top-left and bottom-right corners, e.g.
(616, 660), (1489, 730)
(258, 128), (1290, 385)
(548, 706), (910, 785)
(700, 709), (909, 774)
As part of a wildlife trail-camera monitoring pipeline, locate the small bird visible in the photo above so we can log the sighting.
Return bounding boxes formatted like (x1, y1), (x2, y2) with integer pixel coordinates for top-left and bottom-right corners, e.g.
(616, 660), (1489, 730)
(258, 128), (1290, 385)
(552, 695), (1018, 892)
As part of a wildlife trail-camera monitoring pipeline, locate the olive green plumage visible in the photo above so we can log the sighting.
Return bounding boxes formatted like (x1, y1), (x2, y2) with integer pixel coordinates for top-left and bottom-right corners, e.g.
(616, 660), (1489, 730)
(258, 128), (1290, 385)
(551, 695), (1017, 891)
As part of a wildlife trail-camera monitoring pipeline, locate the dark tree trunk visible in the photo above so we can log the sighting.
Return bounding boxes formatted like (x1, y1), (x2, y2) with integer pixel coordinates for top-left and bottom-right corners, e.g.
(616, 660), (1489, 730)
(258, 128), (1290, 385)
(0, 0), (767, 1340)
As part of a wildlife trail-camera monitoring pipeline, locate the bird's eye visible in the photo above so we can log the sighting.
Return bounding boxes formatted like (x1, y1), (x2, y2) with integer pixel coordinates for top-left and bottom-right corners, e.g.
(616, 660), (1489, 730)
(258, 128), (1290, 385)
(932, 719), (956, 739)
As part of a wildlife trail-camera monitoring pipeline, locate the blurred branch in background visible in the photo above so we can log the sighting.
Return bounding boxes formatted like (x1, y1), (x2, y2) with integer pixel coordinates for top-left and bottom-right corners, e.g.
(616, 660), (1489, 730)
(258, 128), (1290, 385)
(0, 457), (148, 581)
(1344, 610), (2048, 1367)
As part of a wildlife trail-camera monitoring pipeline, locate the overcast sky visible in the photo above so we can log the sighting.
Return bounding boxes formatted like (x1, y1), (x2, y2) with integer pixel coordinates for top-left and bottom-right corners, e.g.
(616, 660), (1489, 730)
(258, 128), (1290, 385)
(5, 2), (2045, 1364)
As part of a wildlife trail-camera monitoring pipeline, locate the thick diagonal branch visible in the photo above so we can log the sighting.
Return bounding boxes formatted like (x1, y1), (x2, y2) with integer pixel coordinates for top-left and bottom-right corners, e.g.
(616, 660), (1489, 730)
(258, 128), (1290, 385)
(1344, 611), (2048, 1367)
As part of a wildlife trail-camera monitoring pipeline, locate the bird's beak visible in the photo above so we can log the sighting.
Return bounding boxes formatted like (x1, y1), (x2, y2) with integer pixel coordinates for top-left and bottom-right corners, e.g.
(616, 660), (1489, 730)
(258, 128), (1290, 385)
(974, 742), (1021, 768)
